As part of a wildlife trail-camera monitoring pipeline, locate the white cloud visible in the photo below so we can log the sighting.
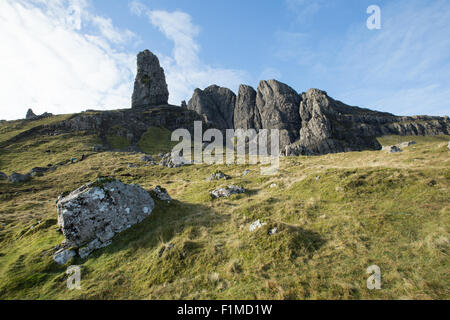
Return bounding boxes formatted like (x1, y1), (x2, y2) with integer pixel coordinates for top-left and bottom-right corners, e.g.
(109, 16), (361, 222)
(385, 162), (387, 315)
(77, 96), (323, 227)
(91, 16), (136, 44)
(130, 1), (248, 105)
(0, 0), (137, 120)
(0, 0), (248, 120)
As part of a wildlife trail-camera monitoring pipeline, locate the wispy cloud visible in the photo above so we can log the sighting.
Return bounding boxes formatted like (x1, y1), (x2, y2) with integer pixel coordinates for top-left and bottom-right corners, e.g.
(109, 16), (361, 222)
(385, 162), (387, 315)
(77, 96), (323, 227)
(129, 1), (249, 105)
(336, 0), (450, 115)
(0, 0), (247, 120)
(276, 0), (450, 116)
(0, 0), (137, 120)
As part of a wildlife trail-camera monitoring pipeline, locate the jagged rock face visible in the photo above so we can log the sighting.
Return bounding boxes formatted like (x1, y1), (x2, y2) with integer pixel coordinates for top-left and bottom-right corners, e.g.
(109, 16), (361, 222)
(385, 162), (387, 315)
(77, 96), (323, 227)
(132, 50), (169, 108)
(57, 179), (155, 251)
(188, 85), (236, 130)
(294, 89), (382, 155)
(26, 109), (37, 120)
(234, 85), (261, 130)
(25, 108), (53, 121)
(256, 80), (301, 147)
(6, 107), (205, 150)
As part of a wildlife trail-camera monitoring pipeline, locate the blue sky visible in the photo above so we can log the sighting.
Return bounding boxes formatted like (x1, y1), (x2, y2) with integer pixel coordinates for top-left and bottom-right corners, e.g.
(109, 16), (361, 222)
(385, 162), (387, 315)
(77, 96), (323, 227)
(0, 0), (449, 120)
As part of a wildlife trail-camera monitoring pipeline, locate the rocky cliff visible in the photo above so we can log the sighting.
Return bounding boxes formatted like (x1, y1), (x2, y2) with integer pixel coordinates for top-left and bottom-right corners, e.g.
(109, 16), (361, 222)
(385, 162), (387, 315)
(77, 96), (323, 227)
(188, 80), (449, 155)
(6, 50), (448, 157)
(187, 85), (236, 131)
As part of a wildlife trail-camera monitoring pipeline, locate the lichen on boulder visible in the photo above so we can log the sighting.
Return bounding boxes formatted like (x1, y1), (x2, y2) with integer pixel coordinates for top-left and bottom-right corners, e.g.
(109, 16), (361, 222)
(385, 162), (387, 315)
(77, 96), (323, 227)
(55, 178), (155, 261)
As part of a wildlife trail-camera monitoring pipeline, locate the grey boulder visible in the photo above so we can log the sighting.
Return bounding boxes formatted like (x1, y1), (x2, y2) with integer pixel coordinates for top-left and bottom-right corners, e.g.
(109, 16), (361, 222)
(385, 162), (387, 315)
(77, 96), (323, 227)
(206, 171), (230, 181)
(56, 178), (155, 257)
(382, 145), (403, 153)
(9, 172), (31, 183)
(159, 152), (190, 168)
(29, 167), (49, 177)
(211, 185), (245, 198)
(53, 248), (76, 265)
(0, 172), (7, 180)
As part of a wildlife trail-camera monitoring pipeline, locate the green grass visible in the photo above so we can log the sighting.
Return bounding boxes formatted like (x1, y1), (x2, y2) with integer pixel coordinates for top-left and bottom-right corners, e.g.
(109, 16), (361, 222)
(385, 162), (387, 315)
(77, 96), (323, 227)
(0, 131), (448, 300)
(138, 126), (178, 154)
(106, 135), (130, 150)
(377, 135), (450, 146)
(0, 114), (73, 144)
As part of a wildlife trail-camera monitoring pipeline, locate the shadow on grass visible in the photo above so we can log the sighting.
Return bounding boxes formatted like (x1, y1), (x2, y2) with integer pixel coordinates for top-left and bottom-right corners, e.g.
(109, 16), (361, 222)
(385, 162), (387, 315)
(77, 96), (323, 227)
(84, 199), (230, 259)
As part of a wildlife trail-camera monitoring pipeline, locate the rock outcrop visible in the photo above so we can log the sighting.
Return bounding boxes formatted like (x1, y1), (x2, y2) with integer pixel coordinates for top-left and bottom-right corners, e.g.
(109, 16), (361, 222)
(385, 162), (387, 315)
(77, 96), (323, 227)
(132, 50), (169, 108)
(234, 85), (260, 130)
(211, 185), (245, 198)
(56, 178), (155, 259)
(25, 109), (53, 121)
(292, 88), (382, 155)
(0, 172), (7, 180)
(188, 79), (449, 156)
(256, 80), (302, 147)
(188, 85), (236, 130)
(206, 171), (230, 181)
(53, 248), (76, 265)
(9, 172), (31, 183)
(159, 152), (191, 168)
(26, 108), (37, 120)
(1, 106), (206, 151)
(4, 50), (448, 158)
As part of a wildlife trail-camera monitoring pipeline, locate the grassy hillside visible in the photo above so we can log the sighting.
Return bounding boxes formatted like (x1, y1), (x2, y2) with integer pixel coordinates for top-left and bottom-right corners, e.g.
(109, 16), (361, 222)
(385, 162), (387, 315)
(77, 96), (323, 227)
(0, 120), (448, 300)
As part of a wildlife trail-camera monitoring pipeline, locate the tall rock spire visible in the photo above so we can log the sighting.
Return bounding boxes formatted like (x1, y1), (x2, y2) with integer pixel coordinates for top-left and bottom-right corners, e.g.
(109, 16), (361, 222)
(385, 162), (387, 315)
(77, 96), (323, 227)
(131, 50), (169, 108)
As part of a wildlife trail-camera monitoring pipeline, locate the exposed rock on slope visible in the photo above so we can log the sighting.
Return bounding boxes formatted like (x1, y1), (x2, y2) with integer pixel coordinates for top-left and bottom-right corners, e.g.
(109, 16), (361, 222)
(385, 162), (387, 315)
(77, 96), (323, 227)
(4, 50), (448, 157)
(1, 106), (205, 151)
(256, 80), (302, 147)
(188, 79), (449, 155)
(234, 85), (260, 130)
(56, 178), (155, 259)
(292, 89), (382, 155)
(211, 185), (245, 198)
(26, 109), (37, 120)
(9, 172), (31, 183)
(188, 85), (236, 130)
(25, 108), (53, 121)
(132, 50), (169, 108)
